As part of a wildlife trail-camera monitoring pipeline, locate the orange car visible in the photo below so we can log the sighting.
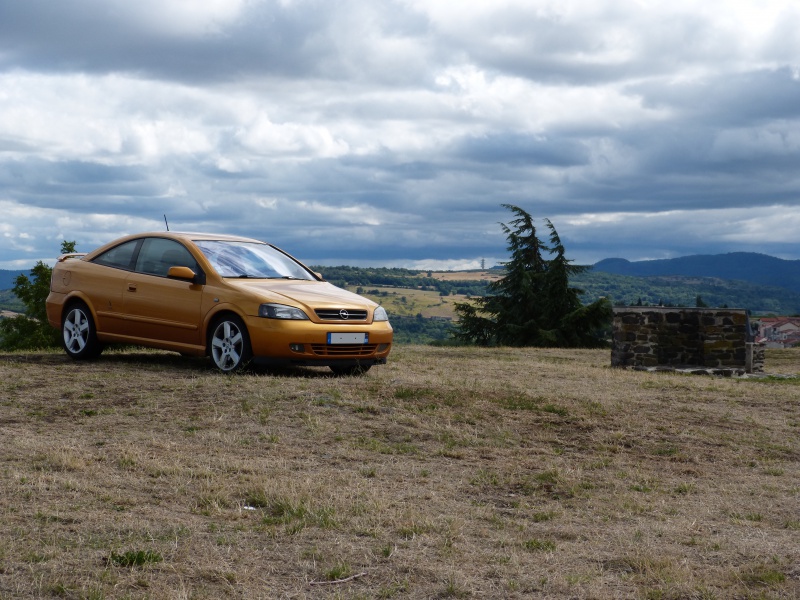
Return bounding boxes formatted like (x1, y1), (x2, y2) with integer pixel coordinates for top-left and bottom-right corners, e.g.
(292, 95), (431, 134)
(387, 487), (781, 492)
(45, 232), (393, 374)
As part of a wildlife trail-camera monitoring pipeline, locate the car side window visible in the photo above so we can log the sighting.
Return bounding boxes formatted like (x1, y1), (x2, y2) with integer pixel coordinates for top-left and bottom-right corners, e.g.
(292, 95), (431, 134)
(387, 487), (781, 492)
(135, 238), (198, 277)
(92, 239), (139, 270)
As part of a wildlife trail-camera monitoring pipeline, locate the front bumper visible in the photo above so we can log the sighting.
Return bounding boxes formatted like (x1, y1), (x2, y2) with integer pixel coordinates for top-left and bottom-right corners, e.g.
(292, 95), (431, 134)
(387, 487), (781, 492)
(243, 315), (393, 367)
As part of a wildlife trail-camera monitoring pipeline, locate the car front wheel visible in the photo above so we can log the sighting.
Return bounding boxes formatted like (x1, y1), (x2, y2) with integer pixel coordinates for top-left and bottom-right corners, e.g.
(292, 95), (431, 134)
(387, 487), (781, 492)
(62, 303), (103, 360)
(209, 316), (252, 373)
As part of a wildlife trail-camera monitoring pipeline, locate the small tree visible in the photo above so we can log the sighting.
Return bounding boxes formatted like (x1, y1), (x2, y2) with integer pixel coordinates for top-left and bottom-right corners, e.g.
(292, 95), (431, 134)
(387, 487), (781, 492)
(0, 241), (77, 350)
(453, 205), (610, 347)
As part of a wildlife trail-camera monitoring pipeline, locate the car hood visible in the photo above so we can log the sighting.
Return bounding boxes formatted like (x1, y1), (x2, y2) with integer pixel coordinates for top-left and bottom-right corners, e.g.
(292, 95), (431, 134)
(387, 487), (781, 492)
(226, 279), (378, 309)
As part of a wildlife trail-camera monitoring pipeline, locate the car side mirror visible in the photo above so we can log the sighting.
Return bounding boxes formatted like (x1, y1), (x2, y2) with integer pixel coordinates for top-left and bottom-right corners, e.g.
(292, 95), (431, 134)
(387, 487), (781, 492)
(168, 266), (197, 281)
(314, 272), (325, 280)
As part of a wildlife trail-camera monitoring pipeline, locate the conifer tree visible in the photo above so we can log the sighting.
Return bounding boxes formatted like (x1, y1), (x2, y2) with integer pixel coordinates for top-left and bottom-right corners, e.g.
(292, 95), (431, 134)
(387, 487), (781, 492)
(453, 205), (611, 347)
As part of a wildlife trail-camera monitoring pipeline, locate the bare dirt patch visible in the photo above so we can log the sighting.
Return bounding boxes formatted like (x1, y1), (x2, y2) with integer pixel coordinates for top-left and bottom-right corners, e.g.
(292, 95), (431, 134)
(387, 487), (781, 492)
(1, 346), (798, 598)
(428, 271), (502, 282)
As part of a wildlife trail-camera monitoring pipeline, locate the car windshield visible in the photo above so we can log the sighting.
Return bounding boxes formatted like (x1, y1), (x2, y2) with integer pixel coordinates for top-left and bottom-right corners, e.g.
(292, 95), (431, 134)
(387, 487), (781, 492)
(193, 240), (315, 280)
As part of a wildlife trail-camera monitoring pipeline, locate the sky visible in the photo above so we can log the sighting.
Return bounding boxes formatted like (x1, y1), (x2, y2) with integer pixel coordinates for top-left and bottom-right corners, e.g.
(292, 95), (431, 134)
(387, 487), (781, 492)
(1, 0), (799, 271)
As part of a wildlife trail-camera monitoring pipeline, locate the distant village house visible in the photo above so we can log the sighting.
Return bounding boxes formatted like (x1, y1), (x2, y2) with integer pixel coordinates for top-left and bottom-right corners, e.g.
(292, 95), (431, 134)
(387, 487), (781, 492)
(752, 317), (800, 348)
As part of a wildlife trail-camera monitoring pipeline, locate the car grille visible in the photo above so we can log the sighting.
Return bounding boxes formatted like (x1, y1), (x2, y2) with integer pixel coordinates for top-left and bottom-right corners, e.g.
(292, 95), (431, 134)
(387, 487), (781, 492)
(310, 344), (378, 356)
(314, 308), (368, 321)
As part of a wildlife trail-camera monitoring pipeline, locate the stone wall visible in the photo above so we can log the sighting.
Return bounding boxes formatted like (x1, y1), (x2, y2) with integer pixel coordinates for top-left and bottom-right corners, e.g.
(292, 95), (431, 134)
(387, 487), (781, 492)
(611, 307), (764, 372)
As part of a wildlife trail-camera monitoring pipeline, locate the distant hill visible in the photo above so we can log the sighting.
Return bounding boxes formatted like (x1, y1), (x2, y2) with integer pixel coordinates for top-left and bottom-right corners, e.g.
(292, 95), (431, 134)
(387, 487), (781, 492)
(0, 269), (27, 291)
(573, 271), (800, 315)
(593, 253), (800, 294)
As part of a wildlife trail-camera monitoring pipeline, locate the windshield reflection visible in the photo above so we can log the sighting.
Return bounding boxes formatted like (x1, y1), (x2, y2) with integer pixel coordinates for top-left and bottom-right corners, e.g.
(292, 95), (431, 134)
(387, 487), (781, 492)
(193, 240), (315, 280)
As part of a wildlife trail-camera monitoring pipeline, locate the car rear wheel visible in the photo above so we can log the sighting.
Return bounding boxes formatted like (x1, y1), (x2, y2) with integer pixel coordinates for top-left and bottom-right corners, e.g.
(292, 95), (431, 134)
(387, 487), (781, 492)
(62, 302), (103, 360)
(209, 316), (252, 373)
(330, 364), (372, 376)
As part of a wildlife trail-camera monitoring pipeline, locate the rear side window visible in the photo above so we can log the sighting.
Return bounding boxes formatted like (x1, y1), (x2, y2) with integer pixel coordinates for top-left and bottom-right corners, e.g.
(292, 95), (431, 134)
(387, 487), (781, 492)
(135, 238), (198, 277)
(92, 240), (139, 270)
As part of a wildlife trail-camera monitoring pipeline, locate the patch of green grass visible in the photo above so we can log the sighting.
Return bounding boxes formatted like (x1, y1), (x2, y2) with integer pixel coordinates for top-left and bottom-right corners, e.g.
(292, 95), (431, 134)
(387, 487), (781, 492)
(394, 387), (432, 400)
(108, 549), (162, 568)
(116, 455), (137, 470)
(542, 403), (569, 416)
(535, 469), (559, 485)
(325, 562), (352, 581)
(763, 467), (784, 476)
(524, 538), (556, 552)
(530, 511), (557, 523)
(376, 580), (408, 598)
(438, 430), (476, 452)
(22, 551), (48, 564)
(630, 478), (658, 493)
(470, 468), (501, 487)
(495, 393), (543, 411)
(651, 443), (680, 456)
(739, 564), (786, 586)
(583, 400), (608, 417)
(730, 512), (763, 523)
(440, 575), (469, 598)
(673, 482), (696, 495)
(396, 522), (430, 540)
(245, 491), (336, 531)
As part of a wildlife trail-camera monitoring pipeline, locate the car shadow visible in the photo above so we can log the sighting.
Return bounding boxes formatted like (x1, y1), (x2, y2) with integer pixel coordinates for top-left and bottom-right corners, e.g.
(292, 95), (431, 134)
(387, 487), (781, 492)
(100, 352), (343, 378)
(0, 351), (346, 378)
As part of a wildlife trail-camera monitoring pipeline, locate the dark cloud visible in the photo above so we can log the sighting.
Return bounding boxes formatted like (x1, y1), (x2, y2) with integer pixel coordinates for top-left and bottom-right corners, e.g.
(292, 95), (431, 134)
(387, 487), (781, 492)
(452, 133), (589, 167)
(633, 68), (800, 125)
(0, 0), (798, 269)
(0, 0), (433, 85)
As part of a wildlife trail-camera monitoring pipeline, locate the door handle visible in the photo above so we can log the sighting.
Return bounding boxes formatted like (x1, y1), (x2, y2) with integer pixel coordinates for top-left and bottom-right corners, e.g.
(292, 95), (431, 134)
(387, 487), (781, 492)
(127, 283), (137, 292)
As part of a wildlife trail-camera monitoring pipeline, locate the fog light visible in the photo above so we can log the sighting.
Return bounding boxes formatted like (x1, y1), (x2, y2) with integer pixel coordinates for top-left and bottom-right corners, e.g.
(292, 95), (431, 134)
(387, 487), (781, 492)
(377, 344), (390, 352)
(290, 344), (305, 353)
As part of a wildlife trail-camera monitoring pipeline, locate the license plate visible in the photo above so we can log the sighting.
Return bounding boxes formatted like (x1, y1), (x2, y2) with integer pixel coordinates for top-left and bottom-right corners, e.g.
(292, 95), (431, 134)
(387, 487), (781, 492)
(328, 332), (368, 344)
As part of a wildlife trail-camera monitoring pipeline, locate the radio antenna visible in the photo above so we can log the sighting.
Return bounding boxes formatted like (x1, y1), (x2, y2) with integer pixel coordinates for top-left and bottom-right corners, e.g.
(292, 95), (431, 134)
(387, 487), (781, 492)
(164, 214), (170, 231)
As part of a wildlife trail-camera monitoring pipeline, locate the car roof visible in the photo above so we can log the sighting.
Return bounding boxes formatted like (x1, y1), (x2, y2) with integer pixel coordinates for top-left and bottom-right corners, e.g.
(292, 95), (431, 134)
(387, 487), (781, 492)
(82, 231), (268, 260)
(167, 232), (266, 244)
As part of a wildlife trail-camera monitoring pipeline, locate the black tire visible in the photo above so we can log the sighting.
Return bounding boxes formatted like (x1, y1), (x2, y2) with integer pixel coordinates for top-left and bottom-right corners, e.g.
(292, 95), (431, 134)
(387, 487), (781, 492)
(61, 302), (103, 360)
(329, 364), (372, 377)
(208, 315), (252, 373)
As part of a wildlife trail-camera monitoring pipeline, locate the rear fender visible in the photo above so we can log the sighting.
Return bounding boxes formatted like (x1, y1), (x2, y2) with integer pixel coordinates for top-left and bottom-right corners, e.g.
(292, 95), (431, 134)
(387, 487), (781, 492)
(60, 291), (99, 324)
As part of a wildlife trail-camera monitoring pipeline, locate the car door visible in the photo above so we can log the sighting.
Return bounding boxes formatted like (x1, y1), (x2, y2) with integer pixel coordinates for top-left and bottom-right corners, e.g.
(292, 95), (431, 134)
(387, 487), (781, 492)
(122, 238), (204, 348)
(83, 238), (141, 337)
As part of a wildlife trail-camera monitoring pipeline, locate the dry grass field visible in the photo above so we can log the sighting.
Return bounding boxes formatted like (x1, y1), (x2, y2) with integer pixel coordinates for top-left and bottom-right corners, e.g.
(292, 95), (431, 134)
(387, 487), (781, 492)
(1, 346), (799, 599)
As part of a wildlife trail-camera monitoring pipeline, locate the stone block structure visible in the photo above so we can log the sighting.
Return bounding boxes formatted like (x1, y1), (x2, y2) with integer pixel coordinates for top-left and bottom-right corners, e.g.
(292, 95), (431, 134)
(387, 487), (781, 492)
(611, 307), (763, 372)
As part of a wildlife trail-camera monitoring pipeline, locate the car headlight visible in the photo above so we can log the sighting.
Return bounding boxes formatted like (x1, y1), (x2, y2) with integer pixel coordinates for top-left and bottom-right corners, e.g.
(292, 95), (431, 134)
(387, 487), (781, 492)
(259, 303), (309, 320)
(373, 306), (389, 322)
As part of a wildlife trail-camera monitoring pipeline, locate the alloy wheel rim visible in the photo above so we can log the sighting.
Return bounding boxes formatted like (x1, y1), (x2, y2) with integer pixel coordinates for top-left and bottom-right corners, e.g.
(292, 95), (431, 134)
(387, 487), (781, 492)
(64, 309), (89, 352)
(212, 321), (243, 370)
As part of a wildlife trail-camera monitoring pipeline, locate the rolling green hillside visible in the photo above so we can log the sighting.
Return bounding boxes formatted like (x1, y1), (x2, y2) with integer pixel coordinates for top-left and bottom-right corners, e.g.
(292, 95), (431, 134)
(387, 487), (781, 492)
(572, 271), (800, 315)
(330, 266), (800, 316)
(0, 289), (24, 313)
(4, 265), (800, 345)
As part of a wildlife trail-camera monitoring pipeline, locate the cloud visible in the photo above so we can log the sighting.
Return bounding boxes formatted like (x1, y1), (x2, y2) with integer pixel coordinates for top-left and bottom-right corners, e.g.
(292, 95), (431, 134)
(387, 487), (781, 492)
(0, 0), (798, 271)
